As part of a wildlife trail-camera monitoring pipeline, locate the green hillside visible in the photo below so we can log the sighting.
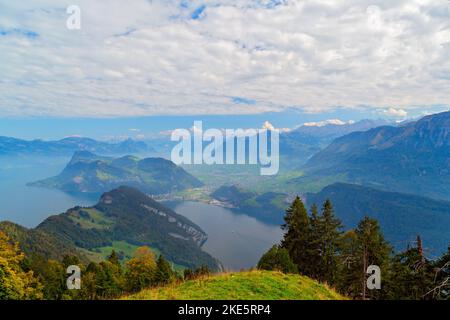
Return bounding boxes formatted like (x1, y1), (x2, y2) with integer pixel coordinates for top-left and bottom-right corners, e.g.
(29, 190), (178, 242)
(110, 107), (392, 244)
(0, 220), (85, 261)
(124, 270), (344, 300)
(29, 151), (203, 195)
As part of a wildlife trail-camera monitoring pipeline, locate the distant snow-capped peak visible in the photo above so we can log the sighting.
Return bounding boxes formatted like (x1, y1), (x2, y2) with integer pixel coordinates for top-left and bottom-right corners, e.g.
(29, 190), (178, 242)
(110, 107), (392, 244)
(301, 119), (355, 127)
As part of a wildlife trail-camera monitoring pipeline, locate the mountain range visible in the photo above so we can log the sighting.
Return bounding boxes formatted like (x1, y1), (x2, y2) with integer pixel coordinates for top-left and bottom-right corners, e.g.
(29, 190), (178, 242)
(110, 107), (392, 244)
(0, 186), (219, 270)
(279, 119), (392, 168)
(294, 111), (450, 200)
(0, 136), (152, 157)
(29, 151), (203, 195)
(293, 119), (392, 141)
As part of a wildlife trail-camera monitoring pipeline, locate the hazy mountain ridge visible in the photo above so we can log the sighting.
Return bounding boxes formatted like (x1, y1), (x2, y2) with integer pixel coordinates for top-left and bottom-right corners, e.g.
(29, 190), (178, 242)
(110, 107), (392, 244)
(0, 136), (152, 156)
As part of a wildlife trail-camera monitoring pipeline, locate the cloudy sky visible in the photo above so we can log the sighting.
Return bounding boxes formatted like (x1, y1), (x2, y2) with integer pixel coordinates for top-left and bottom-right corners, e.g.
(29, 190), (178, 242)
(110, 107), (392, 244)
(0, 0), (449, 119)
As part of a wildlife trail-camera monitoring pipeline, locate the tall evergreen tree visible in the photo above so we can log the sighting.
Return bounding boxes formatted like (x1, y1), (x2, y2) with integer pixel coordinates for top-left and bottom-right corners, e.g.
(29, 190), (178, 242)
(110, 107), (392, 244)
(337, 217), (391, 299)
(307, 203), (322, 279)
(315, 199), (343, 285)
(281, 196), (311, 274)
(336, 230), (361, 297)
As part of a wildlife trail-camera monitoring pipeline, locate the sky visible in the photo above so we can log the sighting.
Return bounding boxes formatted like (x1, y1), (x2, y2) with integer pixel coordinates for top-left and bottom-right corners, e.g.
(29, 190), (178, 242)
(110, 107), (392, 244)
(0, 108), (388, 140)
(0, 0), (449, 138)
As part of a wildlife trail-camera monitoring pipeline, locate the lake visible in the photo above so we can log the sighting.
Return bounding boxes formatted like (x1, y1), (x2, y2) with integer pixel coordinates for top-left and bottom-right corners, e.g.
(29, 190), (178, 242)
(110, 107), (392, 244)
(169, 201), (283, 271)
(0, 156), (98, 227)
(0, 156), (283, 270)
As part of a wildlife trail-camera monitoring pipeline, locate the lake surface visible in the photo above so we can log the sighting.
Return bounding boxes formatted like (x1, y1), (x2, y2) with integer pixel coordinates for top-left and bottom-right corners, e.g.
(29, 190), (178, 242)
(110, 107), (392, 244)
(170, 201), (283, 271)
(0, 156), (283, 270)
(0, 156), (98, 227)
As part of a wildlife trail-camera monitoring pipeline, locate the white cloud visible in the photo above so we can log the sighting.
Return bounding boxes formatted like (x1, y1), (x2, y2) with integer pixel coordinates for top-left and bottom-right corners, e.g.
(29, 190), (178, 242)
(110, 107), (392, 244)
(0, 0), (449, 117)
(262, 121), (275, 131)
(382, 107), (408, 117)
(261, 120), (290, 132)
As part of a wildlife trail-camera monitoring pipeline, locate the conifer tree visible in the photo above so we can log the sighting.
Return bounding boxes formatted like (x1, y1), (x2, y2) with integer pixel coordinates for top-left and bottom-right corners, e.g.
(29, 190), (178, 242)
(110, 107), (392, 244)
(97, 261), (124, 298)
(281, 196), (311, 274)
(336, 230), (361, 297)
(345, 216), (391, 300)
(385, 245), (434, 300)
(154, 255), (175, 285)
(316, 199), (343, 285)
(307, 203), (321, 279)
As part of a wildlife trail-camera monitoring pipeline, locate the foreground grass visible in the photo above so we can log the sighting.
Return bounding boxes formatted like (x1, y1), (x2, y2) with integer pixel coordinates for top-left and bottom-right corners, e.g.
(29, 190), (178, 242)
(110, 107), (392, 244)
(124, 270), (345, 300)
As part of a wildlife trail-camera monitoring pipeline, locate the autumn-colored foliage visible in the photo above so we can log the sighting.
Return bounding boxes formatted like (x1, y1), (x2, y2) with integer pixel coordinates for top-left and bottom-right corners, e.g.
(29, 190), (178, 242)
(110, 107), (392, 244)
(0, 231), (42, 299)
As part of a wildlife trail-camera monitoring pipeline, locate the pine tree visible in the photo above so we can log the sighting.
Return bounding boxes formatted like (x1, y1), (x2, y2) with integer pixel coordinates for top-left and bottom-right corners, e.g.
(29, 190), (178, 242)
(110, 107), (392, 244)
(154, 255), (175, 285)
(337, 217), (391, 299)
(385, 245), (434, 300)
(307, 203), (321, 279)
(281, 196), (311, 274)
(316, 199), (343, 285)
(336, 230), (361, 297)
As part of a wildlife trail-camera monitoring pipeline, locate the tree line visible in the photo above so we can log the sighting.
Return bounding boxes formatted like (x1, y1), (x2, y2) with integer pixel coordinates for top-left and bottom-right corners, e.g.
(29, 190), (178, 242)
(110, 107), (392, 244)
(0, 232), (210, 300)
(257, 196), (450, 300)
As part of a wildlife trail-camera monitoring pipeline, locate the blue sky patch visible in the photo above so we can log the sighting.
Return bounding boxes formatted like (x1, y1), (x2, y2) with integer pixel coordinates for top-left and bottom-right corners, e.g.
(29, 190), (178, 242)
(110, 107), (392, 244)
(191, 5), (206, 20)
(0, 28), (39, 39)
(232, 97), (257, 105)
